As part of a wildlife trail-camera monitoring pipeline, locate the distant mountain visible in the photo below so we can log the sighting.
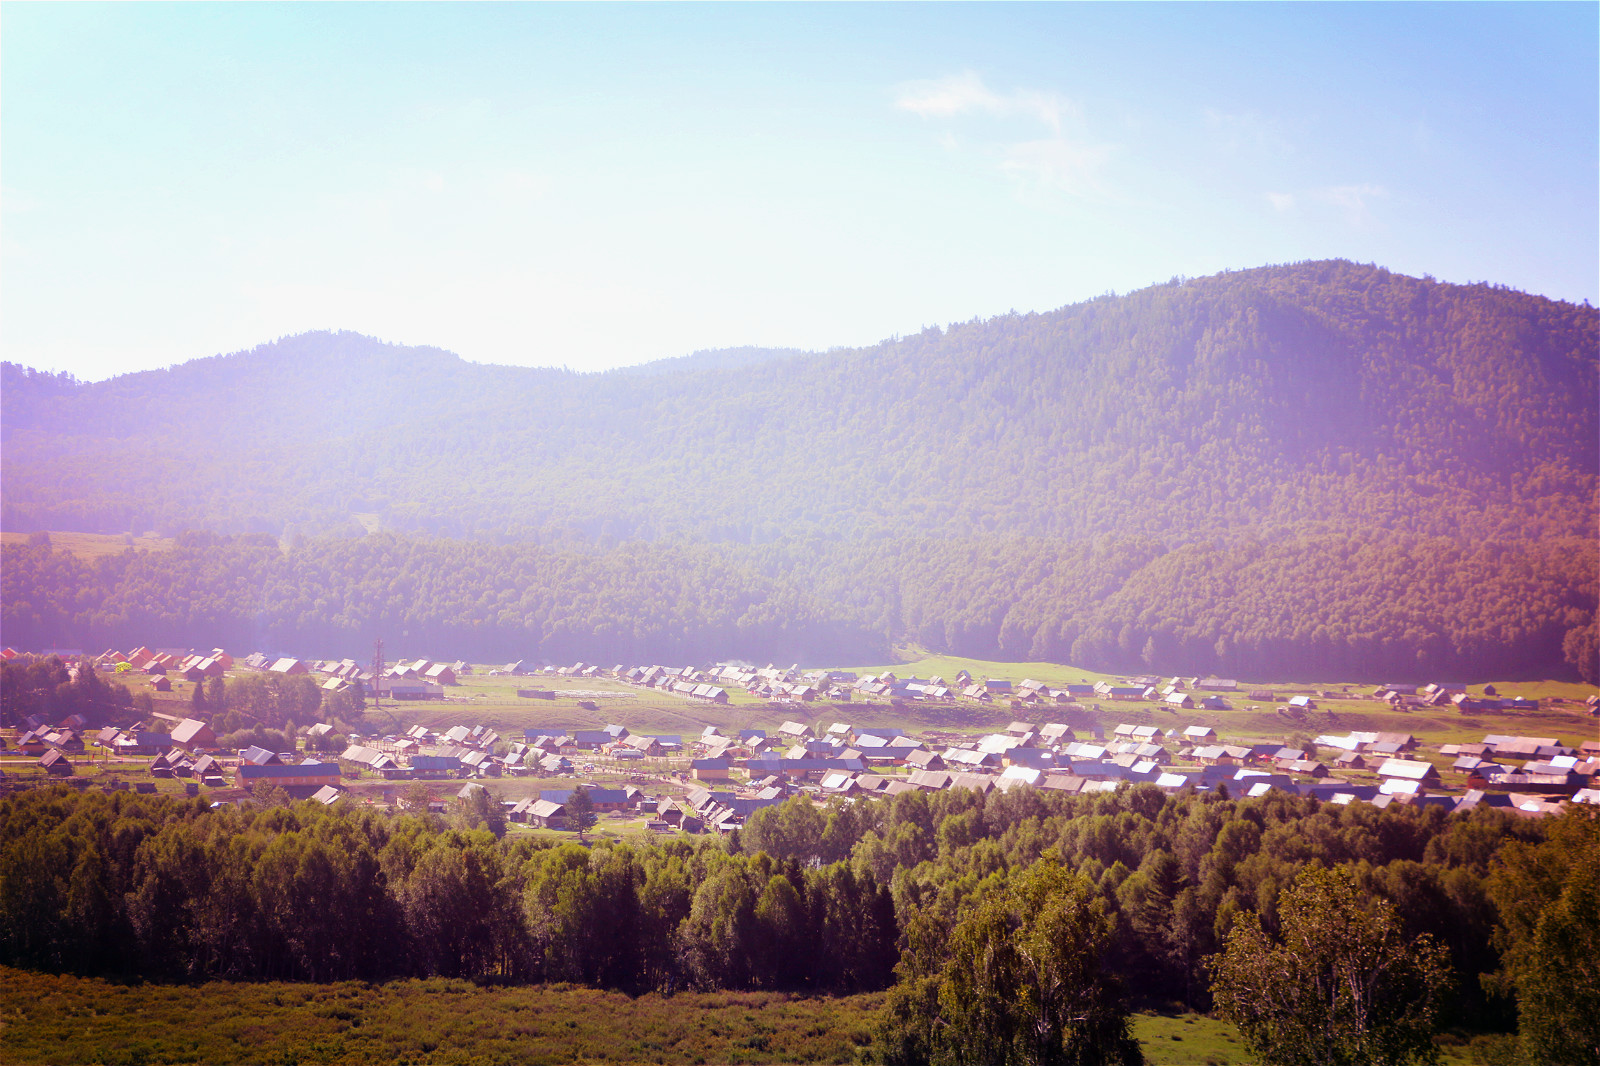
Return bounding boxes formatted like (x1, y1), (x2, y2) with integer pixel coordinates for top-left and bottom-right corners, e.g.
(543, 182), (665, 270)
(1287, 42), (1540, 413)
(609, 345), (812, 377)
(3, 261), (1595, 678)
(4, 261), (1594, 545)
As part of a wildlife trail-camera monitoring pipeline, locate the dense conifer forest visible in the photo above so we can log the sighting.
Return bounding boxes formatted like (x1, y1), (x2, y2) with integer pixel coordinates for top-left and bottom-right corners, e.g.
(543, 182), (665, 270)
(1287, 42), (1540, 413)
(2, 260), (1595, 676)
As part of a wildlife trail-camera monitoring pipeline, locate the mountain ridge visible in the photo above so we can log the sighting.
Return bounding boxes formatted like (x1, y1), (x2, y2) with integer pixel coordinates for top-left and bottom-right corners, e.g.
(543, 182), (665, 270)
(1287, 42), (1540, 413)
(3, 260), (1595, 677)
(4, 259), (1592, 545)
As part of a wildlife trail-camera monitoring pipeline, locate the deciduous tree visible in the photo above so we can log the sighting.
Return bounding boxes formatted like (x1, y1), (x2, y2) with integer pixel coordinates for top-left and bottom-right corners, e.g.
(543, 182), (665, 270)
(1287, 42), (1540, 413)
(1210, 864), (1452, 1066)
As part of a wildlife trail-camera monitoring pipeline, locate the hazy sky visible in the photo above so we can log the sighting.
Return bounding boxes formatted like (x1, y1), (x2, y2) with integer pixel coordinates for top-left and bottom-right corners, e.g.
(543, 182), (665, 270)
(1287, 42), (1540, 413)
(4, 2), (1595, 380)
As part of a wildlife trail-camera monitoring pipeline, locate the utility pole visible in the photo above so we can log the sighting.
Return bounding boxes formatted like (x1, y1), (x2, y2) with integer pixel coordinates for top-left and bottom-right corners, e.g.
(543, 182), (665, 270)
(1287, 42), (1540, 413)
(372, 638), (384, 714)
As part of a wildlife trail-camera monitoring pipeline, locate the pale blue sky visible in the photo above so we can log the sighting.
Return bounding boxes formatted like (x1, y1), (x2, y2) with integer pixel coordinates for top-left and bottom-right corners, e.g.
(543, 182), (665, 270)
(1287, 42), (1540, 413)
(3, 2), (1595, 379)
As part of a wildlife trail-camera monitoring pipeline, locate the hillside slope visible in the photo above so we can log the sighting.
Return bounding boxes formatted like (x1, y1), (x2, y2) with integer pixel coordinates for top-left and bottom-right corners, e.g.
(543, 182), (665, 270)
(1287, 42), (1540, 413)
(4, 260), (1594, 544)
(2, 261), (1595, 678)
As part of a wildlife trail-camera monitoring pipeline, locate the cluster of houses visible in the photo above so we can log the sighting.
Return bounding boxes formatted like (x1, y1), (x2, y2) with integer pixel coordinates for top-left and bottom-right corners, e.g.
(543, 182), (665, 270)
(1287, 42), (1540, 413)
(14, 676), (1600, 823)
(513, 662), (735, 703)
(244, 653), (463, 701)
(674, 716), (1600, 825)
(340, 722), (510, 780)
(1372, 682), (1544, 714)
(543, 662), (1244, 709)
(13, 714), (243, 791)
(497, 782), (645, 828)
(339, 722), (702, 783)
(9, 644), (1600, 824)
(513, 660), (857, 704)
(78, 646), (237, 692)
(451, 781), (703, 832)
(83, 644), (439, 704)
(849, 672), (1242, 708)
(505, 661), (1252, 710)
(15, 711), (92, 774)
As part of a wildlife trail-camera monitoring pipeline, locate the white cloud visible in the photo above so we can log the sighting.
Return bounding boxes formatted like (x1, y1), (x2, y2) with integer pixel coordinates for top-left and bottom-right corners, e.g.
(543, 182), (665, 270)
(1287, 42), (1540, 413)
(896, 72), (1110, 199)
(1267, 191), (1296, 212)
(896, 71), (1000, 118)
(896, 71), (1072, 134)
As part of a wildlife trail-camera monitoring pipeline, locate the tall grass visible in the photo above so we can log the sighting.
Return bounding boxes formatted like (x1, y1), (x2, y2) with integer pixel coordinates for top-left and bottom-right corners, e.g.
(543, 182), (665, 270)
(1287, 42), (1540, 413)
(0, 967), (882, 1066)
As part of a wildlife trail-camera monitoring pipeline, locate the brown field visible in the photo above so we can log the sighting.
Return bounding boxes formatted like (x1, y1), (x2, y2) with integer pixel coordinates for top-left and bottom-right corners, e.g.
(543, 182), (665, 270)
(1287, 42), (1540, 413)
(0, 530), (173, 559)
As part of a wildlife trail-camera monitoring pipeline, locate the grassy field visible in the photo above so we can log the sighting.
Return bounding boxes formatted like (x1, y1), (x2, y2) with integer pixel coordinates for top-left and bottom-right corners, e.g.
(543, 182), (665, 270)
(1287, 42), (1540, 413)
(1131, 1012), (1257, 1066)
(0, 967), (882, 1066)
(0, 968), (1516, 1066)
(0, 531), (173, 559)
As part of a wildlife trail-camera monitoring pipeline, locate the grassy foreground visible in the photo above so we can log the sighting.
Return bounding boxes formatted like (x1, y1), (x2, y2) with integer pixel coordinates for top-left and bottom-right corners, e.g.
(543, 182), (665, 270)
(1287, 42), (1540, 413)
(0, 968), (1519, 1066)
(0, 968), (879, 1066)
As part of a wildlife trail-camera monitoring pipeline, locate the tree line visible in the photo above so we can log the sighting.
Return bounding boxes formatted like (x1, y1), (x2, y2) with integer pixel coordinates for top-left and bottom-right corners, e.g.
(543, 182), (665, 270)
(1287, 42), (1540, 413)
(0, 654), (135, 729)
(3, 528), (1593, 680)
(1, 782), (1595, 1063)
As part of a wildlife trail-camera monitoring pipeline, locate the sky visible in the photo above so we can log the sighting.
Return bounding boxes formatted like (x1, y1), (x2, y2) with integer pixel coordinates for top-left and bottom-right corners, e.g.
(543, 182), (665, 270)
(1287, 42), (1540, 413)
(3, 2), (1596, 380)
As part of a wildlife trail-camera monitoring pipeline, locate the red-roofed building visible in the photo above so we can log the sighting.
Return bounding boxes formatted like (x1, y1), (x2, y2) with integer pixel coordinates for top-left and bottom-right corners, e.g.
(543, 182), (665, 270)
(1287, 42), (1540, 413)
(171, 718), (218, 751)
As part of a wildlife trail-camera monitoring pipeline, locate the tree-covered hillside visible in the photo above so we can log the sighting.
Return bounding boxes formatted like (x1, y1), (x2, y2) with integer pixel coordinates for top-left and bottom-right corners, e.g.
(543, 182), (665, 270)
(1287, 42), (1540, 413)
(4, 261), (1594, 544)
(2, 261), (1595, 677)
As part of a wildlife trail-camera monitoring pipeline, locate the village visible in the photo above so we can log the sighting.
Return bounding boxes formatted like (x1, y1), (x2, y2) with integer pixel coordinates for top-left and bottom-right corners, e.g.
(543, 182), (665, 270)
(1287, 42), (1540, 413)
(4, 644), (1599, 834)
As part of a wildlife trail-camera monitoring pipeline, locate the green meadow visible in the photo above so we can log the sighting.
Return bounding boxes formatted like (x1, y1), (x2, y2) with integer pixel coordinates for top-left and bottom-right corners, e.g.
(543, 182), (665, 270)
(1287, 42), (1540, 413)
(0, 969), (1519, 1066)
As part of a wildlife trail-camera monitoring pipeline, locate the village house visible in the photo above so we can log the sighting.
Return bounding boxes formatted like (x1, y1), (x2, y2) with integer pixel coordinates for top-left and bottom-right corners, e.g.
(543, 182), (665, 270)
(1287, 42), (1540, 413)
(1376, 758), (1442, 788)
(40, 749), (74, 776)
(236, 760), (340, 796)
(171, 718), (218, 752)
(691, 758), (732, 782)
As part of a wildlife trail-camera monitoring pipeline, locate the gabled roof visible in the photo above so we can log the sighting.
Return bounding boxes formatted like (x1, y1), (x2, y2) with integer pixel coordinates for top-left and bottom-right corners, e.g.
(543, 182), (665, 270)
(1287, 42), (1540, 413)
(171, 718), (212, 744)
(1376, 758), (1438, 781)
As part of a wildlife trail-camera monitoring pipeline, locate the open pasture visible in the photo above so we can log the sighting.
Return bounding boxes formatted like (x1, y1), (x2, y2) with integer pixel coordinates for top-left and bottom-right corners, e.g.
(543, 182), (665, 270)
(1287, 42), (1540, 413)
(0, 531), (173, 560)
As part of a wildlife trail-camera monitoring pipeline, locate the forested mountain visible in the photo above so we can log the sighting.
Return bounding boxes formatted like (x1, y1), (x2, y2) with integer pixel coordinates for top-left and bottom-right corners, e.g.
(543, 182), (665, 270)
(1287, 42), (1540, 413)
(5, 260), (1594, 544)
(2, 261), (1595, 676)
